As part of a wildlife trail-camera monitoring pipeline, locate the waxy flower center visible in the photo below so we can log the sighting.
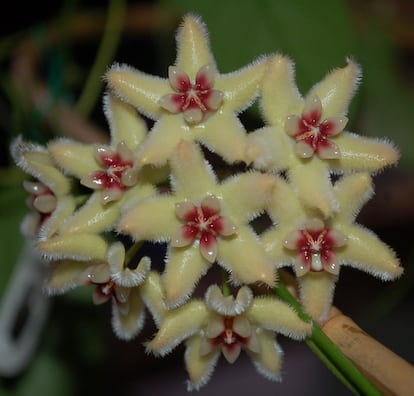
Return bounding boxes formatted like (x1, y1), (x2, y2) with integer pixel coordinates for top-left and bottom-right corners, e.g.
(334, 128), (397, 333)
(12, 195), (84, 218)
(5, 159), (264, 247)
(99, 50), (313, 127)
(172, 195), (237, 263)
(284, 219), (347, 276)
(286, 96), (347, 159)
(81, 141), (138, 203)
(159, 64), (223, 124)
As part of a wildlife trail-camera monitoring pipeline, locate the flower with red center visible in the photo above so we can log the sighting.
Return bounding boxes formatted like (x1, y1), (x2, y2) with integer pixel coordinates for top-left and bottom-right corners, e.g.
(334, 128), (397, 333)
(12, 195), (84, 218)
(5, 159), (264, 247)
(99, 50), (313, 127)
(262, 173), (402, 322)
(283, 218), (347, 277)
(286, 96), (347, 159)
(45, 242), (161, 340)
(106, 15), (268, 166)
(81, 141), (139, 204)
(146, 285), (310, 391)
(159, 64), (223, 124)
(118, 140), (276, 308)
(171, 195), (237, 262)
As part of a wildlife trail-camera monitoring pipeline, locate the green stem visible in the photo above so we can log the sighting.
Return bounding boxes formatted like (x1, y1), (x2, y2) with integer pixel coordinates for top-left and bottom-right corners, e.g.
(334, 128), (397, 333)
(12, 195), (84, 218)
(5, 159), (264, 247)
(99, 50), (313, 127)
(125, 240), (144, 266)
(75, 0), (125, 118)
(221, 269), (231, 297)
(275, 281), (382, 396)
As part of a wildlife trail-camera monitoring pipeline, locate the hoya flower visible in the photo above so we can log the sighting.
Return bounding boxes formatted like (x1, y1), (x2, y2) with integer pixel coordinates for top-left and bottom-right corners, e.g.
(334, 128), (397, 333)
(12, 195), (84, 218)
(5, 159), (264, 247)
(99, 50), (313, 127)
(247, 55), (399, 217)
(118, 140), (276, 308)
(262, 172), (402, 323)
(146, 285), (311, 391)
(11, 137), (74, 240)
(46, 241), (162, 340)
(106, 14), (267, 166)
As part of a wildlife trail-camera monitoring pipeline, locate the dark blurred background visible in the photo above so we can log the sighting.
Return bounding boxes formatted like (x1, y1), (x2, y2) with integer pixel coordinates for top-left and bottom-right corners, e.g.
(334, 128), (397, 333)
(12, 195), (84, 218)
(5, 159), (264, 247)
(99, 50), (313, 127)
(1, 1), (414, 395)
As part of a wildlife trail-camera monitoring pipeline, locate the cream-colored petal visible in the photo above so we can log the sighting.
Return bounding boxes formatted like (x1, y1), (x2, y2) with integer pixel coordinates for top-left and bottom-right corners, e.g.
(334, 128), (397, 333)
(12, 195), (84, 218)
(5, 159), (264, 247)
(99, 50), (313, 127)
(12, 138), (71, 196)
(195, 112), (248, 163)
(308, 59), (361, 118)
(298, 271), (337, 324)
(261, 227), (294, 267)
(103, 93), (147, 149)
(38, 233), (108, 261)
(45, 259), (89, 295)
(222, 343), (241, 364)
(221, 172), (276, 222)
(168, 66), (190, 91)
(330, 133), (400, 173)
(204, 313), (225, 338)
(232, 315), (252, 338)
(218, 228), (276, 287)
(163, 244), (211, 308)
(105, 63), (170, 120)
(111, 288), (145, 340)
(247, 297), (311, 339)
(48, 139), (98, 178)
(146, 300), (209, 356)
(205, 285), (253, 316)
(60, 192), (121, 235)
(39, 196), (76, 240)
(246, 126), (290, 170)
(260, 55), (303, 126)
(289, 160), (337, 218)
(170, 140), (217, 196)
(337, 223), (402, 280)
(117, 195), (177, 241)
(294, 140), (315, 158)
(217, 57), (267, 113)
(334, 172), (373, 222)
(140, 271), (166, 326)
(135, 115), (187, 167)
(175, 15), (216, 76)
(185, 336), (221, 391)
(248, 331), (283, 382)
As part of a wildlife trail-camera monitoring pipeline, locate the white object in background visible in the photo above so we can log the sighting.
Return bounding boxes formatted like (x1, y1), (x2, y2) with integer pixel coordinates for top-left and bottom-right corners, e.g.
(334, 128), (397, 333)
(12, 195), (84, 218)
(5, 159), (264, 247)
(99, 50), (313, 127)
(0, 242), (49, 376)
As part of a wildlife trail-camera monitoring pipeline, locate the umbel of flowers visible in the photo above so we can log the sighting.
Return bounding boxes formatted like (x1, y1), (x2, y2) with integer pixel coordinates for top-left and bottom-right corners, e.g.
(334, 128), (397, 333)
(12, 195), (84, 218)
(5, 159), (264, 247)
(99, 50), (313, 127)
(11, 14), (402, 391)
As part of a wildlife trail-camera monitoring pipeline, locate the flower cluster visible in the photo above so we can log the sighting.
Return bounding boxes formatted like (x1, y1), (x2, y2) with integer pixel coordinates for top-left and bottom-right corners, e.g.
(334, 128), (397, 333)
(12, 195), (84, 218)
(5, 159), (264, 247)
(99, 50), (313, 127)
(11, 14), (402, 390)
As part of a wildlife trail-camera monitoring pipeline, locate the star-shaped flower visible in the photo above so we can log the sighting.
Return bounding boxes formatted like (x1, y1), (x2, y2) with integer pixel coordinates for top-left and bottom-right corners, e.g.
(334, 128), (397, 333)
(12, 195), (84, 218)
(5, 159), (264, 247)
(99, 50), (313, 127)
(47, 94), (157, 237)
(46, 241), (164, 340)
(262, 172), (403, 323)
(146, 285), (311, 391)
(11, 137), (74, 240)
(247, 55), (399, 217)
(105, 14), (267, 166)
(117, 140), (276, 307)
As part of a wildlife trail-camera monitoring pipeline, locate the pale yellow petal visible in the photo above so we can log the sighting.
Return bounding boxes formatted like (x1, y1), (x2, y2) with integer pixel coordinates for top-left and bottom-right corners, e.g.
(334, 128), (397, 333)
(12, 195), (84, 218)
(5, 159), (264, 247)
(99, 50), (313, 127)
(103, 93), (146, 149)
(185, 336), (221, 391)
(170, 140), (217, 196)
(261, 227), (295, 267)
(195, 112), (248, 163)
(248, 331), (283, 382)
(308, 59), (361, 118)
(117, 195), (177, 241)
(289, 160), (337, 218)
(146, 300), (208, 356)
(38, 233), (108, 261)
(298, 271), (337, 323)
(247, 297), (311, 339)
(337, 223), (402, 280)
(246, 126), (290, 170)
(217, 57), (267, 113)
(105, 63), (169, 120)
(135, 115), (186, 166)
(218, 228), (276, 287)
(12, 138), (70, 196)
(45, 259), (88, 294)
(260, 55), (303, 126)
(111, 288), (145, 340)
(331, 133), (400, 173)
(60, 192), (121, 234)
(48, 139), (97, 178)
(333, 172), (373, 223)
(140, 271), (167, 326)
(163, 244), (211, 308)
(221, 172), (276, 221)
(176, 15), (216, 75)
(39, 196), (76, 240)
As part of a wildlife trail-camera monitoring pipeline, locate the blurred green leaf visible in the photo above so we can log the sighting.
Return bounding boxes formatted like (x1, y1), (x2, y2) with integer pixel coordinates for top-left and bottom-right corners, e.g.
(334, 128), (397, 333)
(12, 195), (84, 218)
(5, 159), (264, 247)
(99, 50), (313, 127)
(161, 0), (357, 92)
